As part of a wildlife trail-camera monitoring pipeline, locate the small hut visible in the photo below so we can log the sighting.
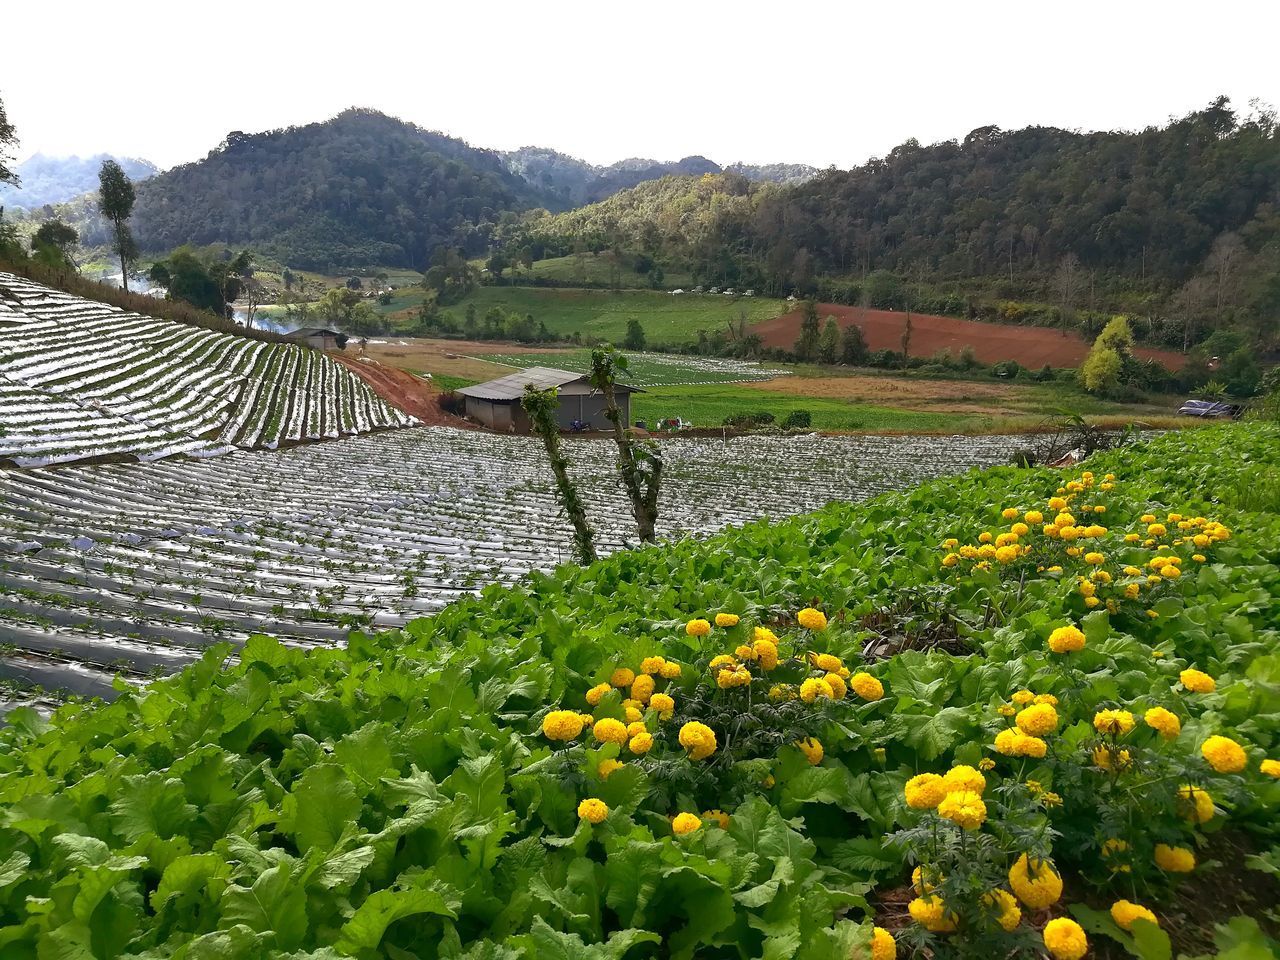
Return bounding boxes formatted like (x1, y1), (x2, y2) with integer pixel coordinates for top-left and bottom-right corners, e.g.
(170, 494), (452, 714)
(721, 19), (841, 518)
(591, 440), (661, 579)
(287, 328), (349, 351)
(457, 366), (640, 433)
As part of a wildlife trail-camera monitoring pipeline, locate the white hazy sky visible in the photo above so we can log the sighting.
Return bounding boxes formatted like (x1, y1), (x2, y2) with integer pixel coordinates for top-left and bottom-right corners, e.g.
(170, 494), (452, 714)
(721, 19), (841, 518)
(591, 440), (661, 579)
(3, 0), (1278, 171)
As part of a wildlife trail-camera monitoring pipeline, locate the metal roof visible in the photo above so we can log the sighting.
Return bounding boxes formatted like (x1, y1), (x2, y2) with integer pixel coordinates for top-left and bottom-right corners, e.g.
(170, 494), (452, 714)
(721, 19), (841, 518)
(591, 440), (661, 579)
(456, 366), (640, 401)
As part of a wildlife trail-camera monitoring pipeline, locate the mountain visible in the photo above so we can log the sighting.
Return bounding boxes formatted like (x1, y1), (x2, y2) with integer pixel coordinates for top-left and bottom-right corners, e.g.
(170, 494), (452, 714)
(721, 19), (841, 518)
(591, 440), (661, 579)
(503, 148), (817, 208)
(0, 153), (158, 210)
(129, 109), (538, 271)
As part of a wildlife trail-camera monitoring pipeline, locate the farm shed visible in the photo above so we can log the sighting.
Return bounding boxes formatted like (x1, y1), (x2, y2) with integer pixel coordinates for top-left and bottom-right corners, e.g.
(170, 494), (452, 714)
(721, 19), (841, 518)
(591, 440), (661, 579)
(288, 328), (349, 351)
(457, 366), (640, 433)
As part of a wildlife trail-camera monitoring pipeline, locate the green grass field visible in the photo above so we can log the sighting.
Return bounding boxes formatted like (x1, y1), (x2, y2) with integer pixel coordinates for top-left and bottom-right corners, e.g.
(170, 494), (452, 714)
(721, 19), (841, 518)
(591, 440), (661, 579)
(376, 286), (786, 345)
(489, 253), (695, 290)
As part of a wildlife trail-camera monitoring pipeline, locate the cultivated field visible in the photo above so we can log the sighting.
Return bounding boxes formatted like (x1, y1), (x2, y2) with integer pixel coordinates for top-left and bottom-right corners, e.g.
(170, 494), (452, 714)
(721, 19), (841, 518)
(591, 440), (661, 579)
(0, 274), (415, 467)
(0, 427), (1021, 706)
(477, 349), (792, 386)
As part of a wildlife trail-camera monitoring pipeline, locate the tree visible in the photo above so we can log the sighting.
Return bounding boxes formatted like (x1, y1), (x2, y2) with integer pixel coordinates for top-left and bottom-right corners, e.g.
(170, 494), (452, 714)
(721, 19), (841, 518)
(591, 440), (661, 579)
(0, 92), (18, 188)
(98, 160), (137, 292)
(282, 268), (295, 291)
(1054, 254), (1081, 338)
(521, 386), (596, 564)
(486, 251), (509, 281)
(623, 318), (646, 351)
(840, 323), (868, 364)
(149, 248), (225, 313)
(31, 221), (78, 268)
(590, 347), (663, 543)
(793, 300), (821, 361)
(1080, 315), (1135, 395)
(817, 316), (840, 364)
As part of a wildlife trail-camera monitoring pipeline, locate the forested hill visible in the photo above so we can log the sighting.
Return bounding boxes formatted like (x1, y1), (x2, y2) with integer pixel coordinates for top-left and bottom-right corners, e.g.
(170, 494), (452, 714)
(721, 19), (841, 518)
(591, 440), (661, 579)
(0, 153), (157, 210)
(129, 109), (538, 271)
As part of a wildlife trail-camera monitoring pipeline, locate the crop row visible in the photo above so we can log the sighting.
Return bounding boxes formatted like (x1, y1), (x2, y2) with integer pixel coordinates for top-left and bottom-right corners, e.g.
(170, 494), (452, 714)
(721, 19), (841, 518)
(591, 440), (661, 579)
(475, 349), (794, 386)
(0, 428), (1019, 705)
(0, 272), (415, 467)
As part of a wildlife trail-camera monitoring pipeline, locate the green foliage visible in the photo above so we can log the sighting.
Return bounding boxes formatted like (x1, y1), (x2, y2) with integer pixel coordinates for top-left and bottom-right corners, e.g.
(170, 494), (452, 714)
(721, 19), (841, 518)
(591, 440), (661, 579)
(0, 425), (1276, 956)
(0, 91), (16, 188)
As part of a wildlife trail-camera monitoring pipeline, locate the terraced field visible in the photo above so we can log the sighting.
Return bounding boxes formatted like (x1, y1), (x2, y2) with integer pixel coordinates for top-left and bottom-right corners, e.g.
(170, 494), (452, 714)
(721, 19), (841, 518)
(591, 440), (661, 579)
(0, 427), (1021, 706)
(0, 273), (415, 467)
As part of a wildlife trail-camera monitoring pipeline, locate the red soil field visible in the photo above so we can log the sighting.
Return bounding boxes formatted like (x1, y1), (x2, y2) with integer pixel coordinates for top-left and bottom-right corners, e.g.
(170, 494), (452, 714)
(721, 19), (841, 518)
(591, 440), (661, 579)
(752, 304), (1185, 370)
(331, 353), (474, 428)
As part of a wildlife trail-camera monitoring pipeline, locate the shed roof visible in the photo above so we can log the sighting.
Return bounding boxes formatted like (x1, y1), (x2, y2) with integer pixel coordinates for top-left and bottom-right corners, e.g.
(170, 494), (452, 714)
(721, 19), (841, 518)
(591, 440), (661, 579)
(457, 366), (640, 401)
(288, 328), (346, 339)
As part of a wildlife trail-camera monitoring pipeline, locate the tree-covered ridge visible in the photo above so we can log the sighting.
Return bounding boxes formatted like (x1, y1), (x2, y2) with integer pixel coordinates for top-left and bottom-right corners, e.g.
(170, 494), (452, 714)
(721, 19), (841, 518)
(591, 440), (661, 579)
(129, 109), (538, 272)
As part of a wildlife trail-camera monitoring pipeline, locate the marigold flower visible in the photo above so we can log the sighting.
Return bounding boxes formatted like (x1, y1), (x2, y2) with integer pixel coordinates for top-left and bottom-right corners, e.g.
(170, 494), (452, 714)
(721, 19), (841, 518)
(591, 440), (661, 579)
(624, 706), (642, 723)
(753, 625), (778, 644)
(1048, 625), (1086, 654)
(1201, 734), (1247, 773)
(1048, 497), (1067, 511)
(1001, 507), (1019, 520)
(998, 704), (1016, 717)
(702, 809), (730, 829)
(672, 812), (701, 835)
(1093, 709), (1135, 736)
(938, 789), (986, 830)
(1016, 703), (1059, 737)
(709, 653), (736, 670)
(541, 710), (585, 741)
(850, 671), (884, 701)
(1262, 759), (1280, 778)
(1177, 784), (1214, 823)
(640, 656), (665, 675)
(1012, 688), (1035, 706)
(1093, 745), (1132, 771)
(1148, 523), (1167, 537)
(650, 692), (675, 719)
(597, 758), (624, 779)
(678, 721), (717, 760)
(626, 721), (647, 738)
(797, 607), (828, 631)
(592, 717), (628, 745)
(995, 545), (1019, 564)
(628, 674), (655, 704)
(800, 677), (835, 703)
(1008, 853), (1062, 908)
(660, 660), (682, 679)
(1111, 899), (1158, 931)
(685, 618), (711, 637)
(1180, 668), (1216, 693)
(811, 652), (842, 672)
(870, 926), (896, 960)
(610, 667), (636, 688)
(1034, 693), (1058, 706)
(979, 531), (994, 543)
(978, 757), (996, 771)
(628, 731), (653, 754)
(754, 639), (779, 670)
(941, 552), (960, 568)
(908, 895), (957, 932)
(1043, 917), (1088, 960)
(824, 672), (848, 699)
(982, 888), (1021, 932)
(585, 683), (612, 706)
(1154, 843), (1195, 872)
(904, 773), (946, 809)
(995, 728), (1046, 758)
(942, 764), (986, 796)
(796, 737), (824, 765)
(577, 798), (608, 823)
(734, 644), (757, 662)
(715, 612), (740, 627)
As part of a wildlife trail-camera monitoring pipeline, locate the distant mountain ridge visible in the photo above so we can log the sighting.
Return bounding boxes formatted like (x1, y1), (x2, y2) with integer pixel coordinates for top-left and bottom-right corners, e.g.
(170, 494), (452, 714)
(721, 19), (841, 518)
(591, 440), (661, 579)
(502, 147), (818, 208)
(0, 153), (158, 210)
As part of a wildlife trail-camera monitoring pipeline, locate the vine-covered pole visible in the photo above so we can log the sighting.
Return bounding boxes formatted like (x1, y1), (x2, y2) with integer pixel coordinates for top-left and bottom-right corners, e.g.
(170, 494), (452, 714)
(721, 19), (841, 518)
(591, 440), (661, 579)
(521, 385), (597, 564)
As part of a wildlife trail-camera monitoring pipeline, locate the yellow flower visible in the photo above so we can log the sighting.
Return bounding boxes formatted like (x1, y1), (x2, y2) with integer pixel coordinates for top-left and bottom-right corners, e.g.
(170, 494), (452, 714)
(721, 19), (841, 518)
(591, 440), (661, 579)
(685, 618), (711, 637)
(1201, 734), (1247, 773)
(871, 926), (896, 960)
(593, 718), (628, 745)
(1025, 510), (1044, 524)
(624, 706), (643, 723)
(1008, 853), (1062, 909)
(714, 612), (740, 627)
(660, 660), (682, 679)
(1193, 533), (1210, 547)
(998, 704), (1016, 717)
(800, 677), (835, 703)
(1262, 759), (1280, 779)
(1180, 668), (1216, 693)
(1047, 625), (1086, 654)
(941, 552), (960, 568)
(541, 710), (585, 741)
(1034, 693), (1058, 706)
(640, 656), (666, 675)
(796, 737), (824, 765)
(628, 732), (653, 754)
(904, 773), (947, 809)
(1111, 899), (1158, 931)
(1192, 553), (1206, 563)
(797, 607), (828, 631)
(753, 625), (778, 644)
(942, 764), (986, 796)
(650, 692), (675, 719)
(1084, 551), (1105, 565)
(630, 674), (655, 704)
(585, 683), (612, 706)
(938, 790), (986, 830)
(1093, 746), (1132, 771)
(597, 758), (624, 780)
(824, 672), (848, 699)
(1016, 703), (1059, 737)
(943, 537), (960, 549)
(983, 888), (1021, 932)
(716, 666), (751, 689)
(610, 667), (636, 688)
(979, 531), (994, 543)
(1002, 507), (1020, 520)
(1011, 522), (1030, 536)
(678, 721), (717, 760)
(754, 639), (779, 670)
(1177, 784), (1215, 823)
(580, 713), (595, 726)
(1125, 532), (1141, 543)
(908, 895), (957, 933)
(1093, 709), (1135, 736)
(1154, 844), (1195, 873)
(1048, 497), (1067, 511)
(850, 671), (885, 701)
(672, 812), (701, 835)
(995, 728), (1047, 758)
(702, 808), (731, 829)
(978, 757), (996, 771)
(1012, 689), (1035, 706)
(1043, 917), (1088, 960)
(1148, 523), (1167, 537)
(811, 652), (842, 673)
(709, 654), (737, 670)
(577, 798), (608, 823)
(995, 545), (1019, 564)
(735, 644), (757, 662)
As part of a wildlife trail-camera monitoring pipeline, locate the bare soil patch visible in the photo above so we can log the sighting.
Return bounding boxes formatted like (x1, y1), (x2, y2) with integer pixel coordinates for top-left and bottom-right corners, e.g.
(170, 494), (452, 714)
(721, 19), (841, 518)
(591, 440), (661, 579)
(752, 305), (1185, 370)
(744, 374), (1037, 416)
(330, 353), (473, 428)
(357, 337), (569, 380)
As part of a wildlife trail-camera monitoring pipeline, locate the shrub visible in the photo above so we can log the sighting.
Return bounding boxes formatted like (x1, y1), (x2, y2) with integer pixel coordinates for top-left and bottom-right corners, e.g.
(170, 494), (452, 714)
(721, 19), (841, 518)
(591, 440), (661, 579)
(437, 389), (466, 415)
(782, 409), (812, 430)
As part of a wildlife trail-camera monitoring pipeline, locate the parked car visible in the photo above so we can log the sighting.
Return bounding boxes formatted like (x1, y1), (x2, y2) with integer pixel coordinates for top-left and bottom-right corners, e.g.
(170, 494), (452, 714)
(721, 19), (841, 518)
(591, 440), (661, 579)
(1178, 399), (1242, 419)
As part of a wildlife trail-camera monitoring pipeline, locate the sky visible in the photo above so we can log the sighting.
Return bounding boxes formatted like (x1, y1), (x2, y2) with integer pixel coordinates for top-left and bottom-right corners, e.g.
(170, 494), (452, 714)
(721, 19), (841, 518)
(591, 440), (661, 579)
(3, 0), (1278, 172)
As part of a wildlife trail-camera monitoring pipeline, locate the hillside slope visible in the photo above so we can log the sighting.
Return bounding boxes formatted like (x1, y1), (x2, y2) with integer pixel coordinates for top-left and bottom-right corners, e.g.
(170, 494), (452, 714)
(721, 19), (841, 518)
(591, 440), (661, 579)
(0, 272), (414, 467)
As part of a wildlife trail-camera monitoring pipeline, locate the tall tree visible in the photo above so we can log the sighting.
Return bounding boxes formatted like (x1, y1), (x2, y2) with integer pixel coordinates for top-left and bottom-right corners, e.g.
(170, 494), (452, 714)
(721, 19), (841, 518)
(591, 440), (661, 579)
(0, 91), (18, 188)
(98, 159), (137, 292)
(31, 220), (78, 268)
(793, 300), (821, 361)
(623, 318), (646, 350)
(817, 316), (840, 364)
(521, 386), (596, 564)
(1054, 254), (1081, 338)
(589, 347), (663, 543)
